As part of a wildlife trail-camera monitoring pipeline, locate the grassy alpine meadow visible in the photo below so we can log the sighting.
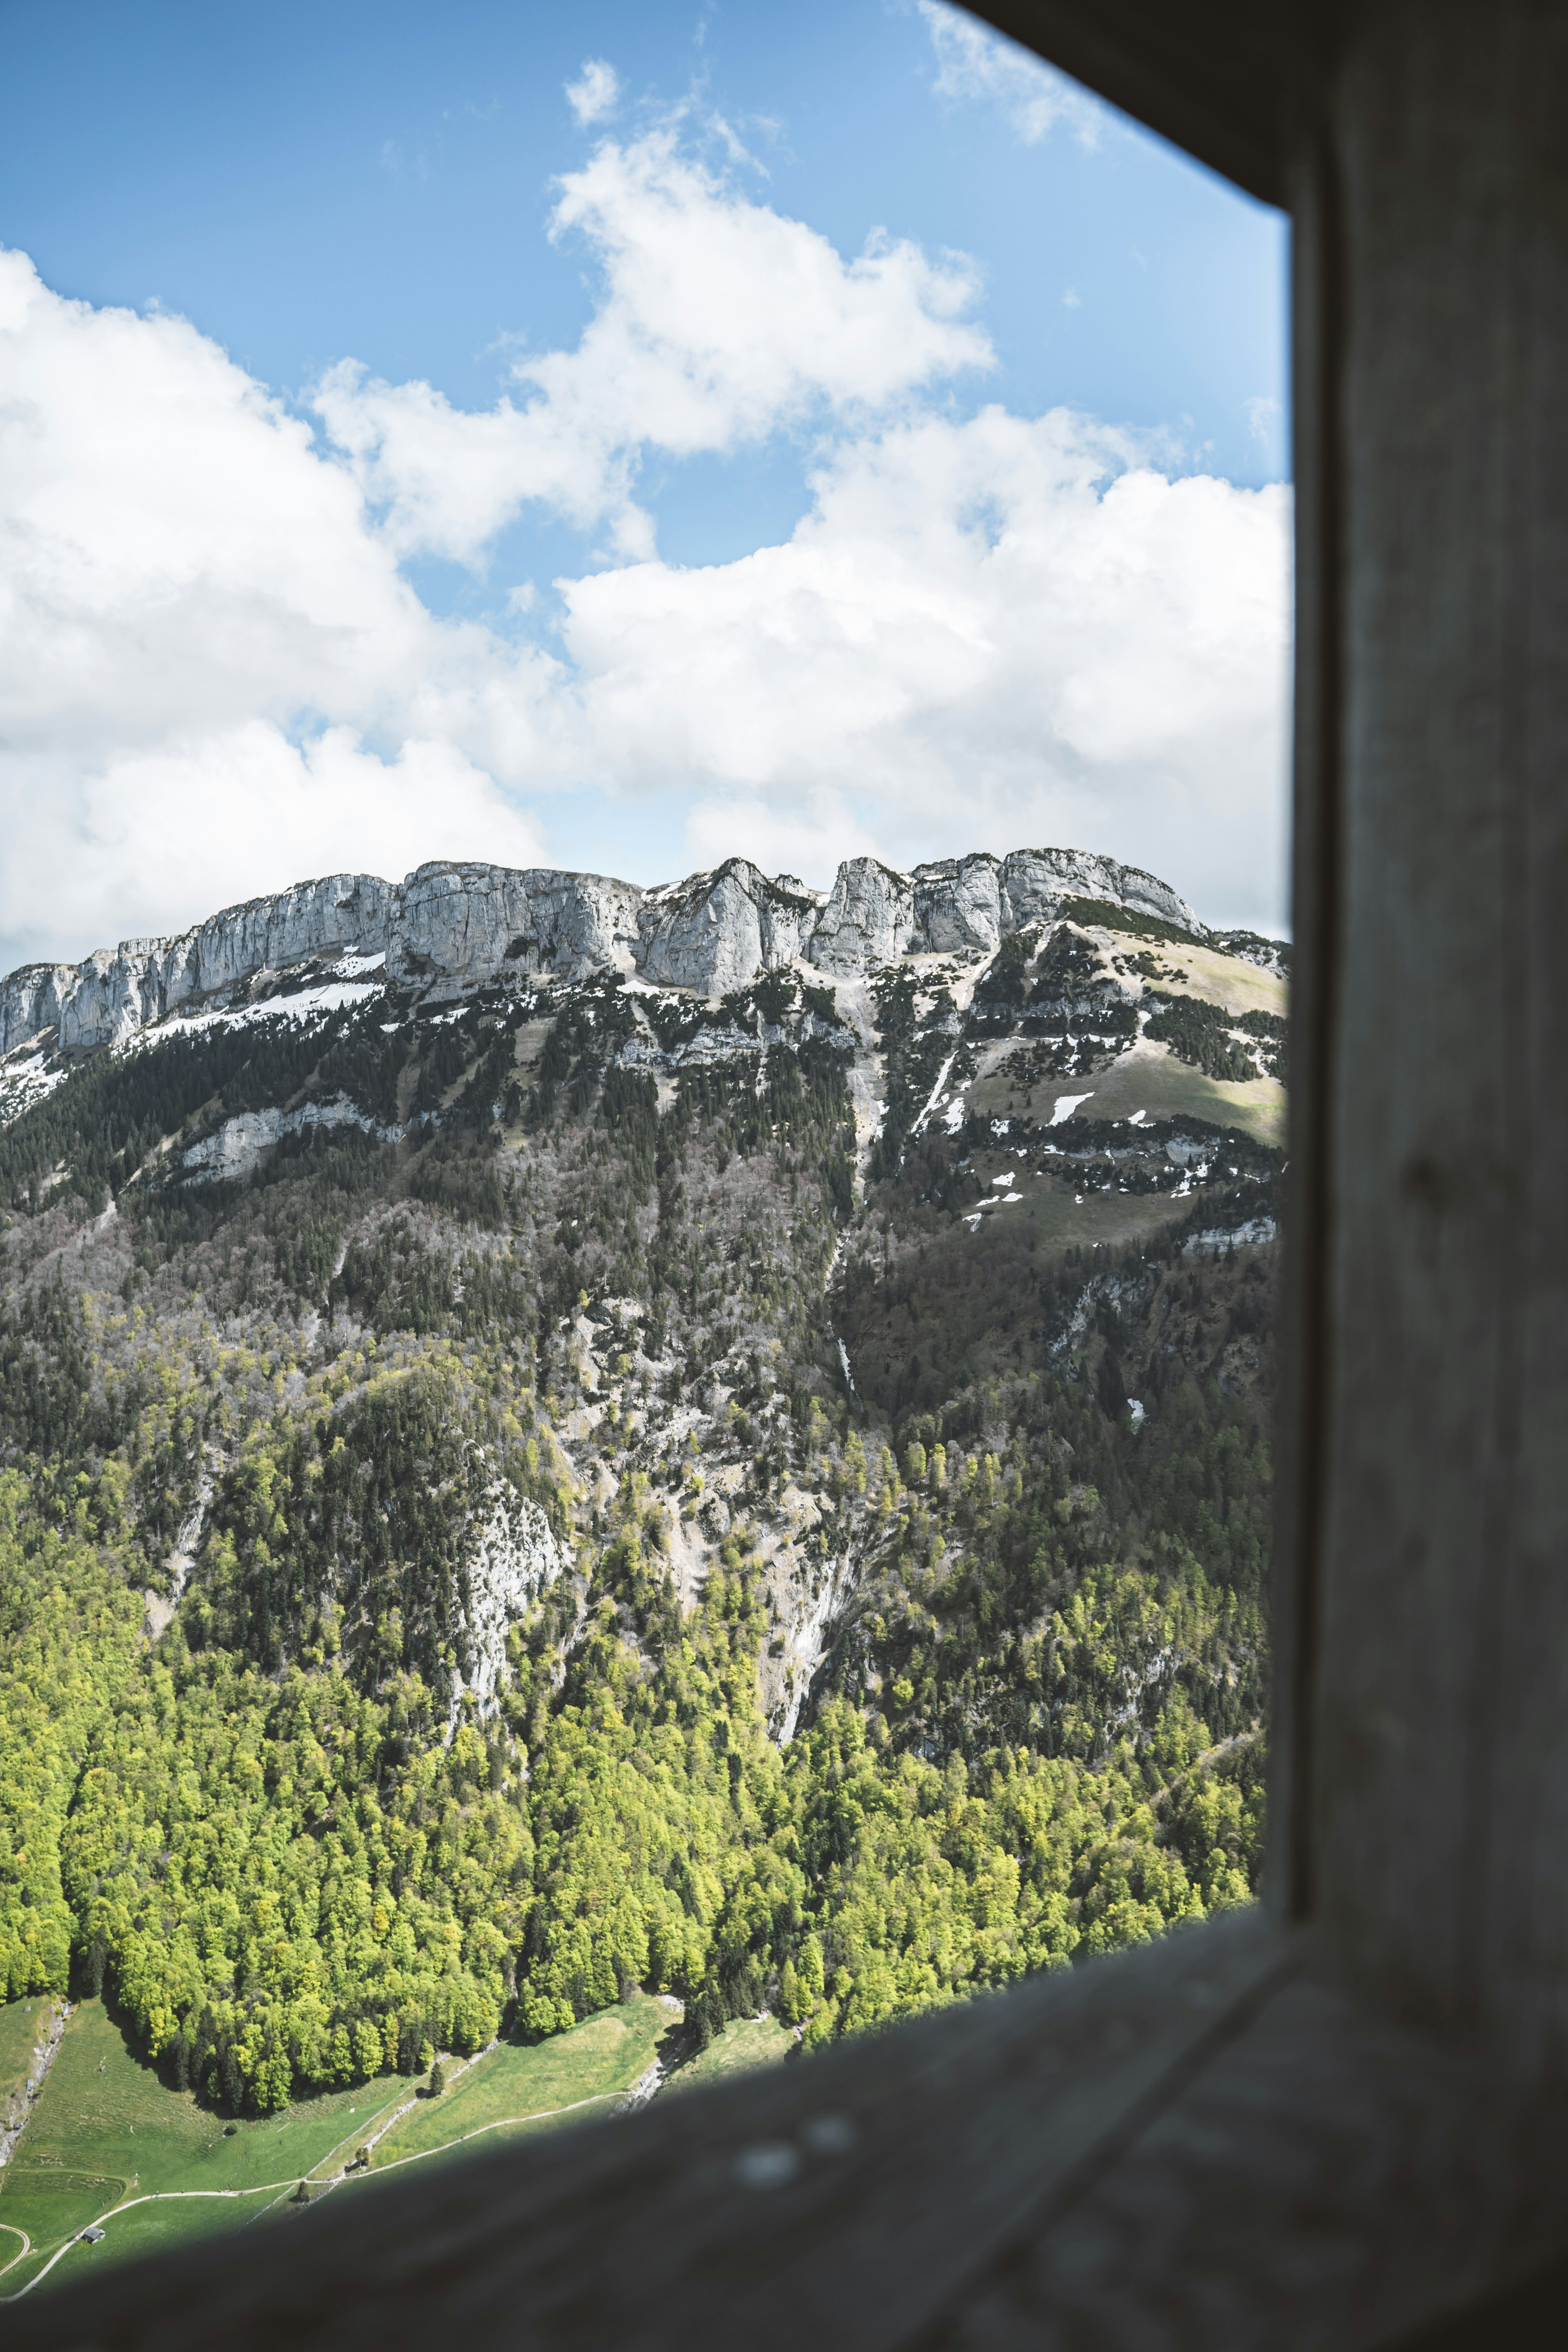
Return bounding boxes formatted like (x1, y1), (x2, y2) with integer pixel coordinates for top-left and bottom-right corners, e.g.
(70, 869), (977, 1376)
(361, 1993), (674, 2176)
(662, 2013), (794, 2098)
(0, 1993), (697, 2293)
(0, 1999), (409, 2296)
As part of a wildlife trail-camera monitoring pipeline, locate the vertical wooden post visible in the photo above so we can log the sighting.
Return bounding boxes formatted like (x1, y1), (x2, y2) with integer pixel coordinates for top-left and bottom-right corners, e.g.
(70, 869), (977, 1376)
(1289, 0), (1568, 2080)
(1269, 54), (1342, 1942)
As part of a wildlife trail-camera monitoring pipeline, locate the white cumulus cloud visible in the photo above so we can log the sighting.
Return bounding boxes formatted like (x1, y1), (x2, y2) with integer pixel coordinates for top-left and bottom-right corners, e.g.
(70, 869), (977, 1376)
(0, 104), (1290, 973)
(565, 58), (621, 128)
(0, 247), (546, 964)
(559, 408), (1291, 924)
(311, 127), (993, 564)
(918, 1), (1104, 147)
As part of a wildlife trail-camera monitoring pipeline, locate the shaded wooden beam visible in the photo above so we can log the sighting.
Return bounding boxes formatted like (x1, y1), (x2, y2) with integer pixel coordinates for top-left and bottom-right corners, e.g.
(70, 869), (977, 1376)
(12, 1921), (1283, 2351)
(16, 1919), (1567, 2350)
(1302, 0), (1568, 2080)
(956, 0), (1297, 206)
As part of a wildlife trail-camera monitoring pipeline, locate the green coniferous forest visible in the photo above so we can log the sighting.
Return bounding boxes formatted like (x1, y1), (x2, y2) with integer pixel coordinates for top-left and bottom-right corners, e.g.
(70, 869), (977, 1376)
(0, 911), (1279, 2123)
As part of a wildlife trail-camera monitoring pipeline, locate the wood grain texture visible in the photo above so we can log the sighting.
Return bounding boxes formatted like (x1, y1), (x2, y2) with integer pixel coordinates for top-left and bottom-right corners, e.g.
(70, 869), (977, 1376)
(1310, 0), (1568, 2079)
(913, 1975), (1564, 2349)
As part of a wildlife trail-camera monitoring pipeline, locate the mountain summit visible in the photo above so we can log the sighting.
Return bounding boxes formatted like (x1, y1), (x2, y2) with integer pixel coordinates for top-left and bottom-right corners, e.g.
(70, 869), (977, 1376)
(0, 845), (1280, 1063)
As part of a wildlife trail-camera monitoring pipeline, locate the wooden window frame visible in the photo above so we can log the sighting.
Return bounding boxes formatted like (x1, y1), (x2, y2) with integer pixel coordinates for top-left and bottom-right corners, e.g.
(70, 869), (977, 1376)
(21, 5), (1568, 2344)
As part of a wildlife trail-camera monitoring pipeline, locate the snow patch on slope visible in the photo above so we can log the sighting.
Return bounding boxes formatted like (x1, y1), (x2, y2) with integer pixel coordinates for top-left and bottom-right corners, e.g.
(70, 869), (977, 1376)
(123, 978), (385, 1053)
(0, 1048), (66, 1128)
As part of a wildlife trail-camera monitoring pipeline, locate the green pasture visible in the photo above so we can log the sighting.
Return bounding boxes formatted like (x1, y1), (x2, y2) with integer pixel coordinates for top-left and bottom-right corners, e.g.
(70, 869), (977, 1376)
(663, 2014), (793, 2096)
(0, 1994), (706, 2300)
(364, 1994), (673, 2177)
(969, 1168), (1199, 1258)
(973, 1036), (1286, 1150)
(0, 1999), (408, 2298)
(1154, 940), (1287, 1020)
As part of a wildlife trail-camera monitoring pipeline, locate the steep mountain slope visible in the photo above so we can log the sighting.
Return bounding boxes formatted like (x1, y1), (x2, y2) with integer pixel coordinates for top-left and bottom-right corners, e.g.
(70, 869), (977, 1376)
(0, 845), (1283, 2108)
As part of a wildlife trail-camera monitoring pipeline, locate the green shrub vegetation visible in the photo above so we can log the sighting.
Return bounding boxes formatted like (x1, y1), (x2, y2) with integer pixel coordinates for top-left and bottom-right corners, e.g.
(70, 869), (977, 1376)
(1057, 897), (1203, 949)
(1144, 992), (1261, 1083)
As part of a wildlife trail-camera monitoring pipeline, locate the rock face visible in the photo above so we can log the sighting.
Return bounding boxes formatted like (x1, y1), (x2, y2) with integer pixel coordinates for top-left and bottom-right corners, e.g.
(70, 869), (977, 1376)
(807, 860), (918, 974)
(0, 874), (390, 1055)
(911, 855), (1005, 955)
(0, 843), (1233, 1061)
(450, 1489), (568, 1730)
(387, 862), (643, 993)
(636, 860), (822, 996)
(179, 1095), (401, 1184)
(0, 964), (76, 1059)
(998, 848), (1201, 935)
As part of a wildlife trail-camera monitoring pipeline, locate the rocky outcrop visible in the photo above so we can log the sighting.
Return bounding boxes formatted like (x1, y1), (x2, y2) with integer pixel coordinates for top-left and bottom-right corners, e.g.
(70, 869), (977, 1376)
(179, 1094), (402, 1183)
(0, 844), (1233, 1061)
(387, 862), (643, 993)
(807, 859), (918, 974)
(636, 860), (821, 996)
(0, 873), (390, 1055)
(911, 855), (1005, 954)
(450, 1487), (568, 1730)
(0, 964), (76, 1058)
(1211, 930), (1290, 976)
(998, 848), (1202, 936)
(804, 846), (1203, 972)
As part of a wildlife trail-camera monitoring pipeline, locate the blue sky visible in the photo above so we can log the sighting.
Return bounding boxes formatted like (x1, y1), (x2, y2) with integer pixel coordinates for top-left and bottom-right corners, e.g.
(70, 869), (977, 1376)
(0, 0), (1291, 962)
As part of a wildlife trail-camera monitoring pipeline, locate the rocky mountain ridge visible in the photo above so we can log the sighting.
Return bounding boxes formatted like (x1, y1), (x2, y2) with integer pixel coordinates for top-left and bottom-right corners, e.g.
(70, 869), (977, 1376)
(0, 845), (1278, 1062)
(0, 824), (1282, 2122)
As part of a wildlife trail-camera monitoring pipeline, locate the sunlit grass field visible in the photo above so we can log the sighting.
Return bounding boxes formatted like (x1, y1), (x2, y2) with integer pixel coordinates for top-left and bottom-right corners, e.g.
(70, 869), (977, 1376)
(363, 1994), (674, 2177)
(0, 2000), (407, 2297)
(0, 1993), (698, 2299)
(972, 1036), (1287, 1151)
(662, 2014), (793, 2096)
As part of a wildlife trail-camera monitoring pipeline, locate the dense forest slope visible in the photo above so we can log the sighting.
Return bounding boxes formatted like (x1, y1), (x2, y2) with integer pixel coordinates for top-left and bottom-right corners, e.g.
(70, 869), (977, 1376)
(0, 847), (1282, 2112)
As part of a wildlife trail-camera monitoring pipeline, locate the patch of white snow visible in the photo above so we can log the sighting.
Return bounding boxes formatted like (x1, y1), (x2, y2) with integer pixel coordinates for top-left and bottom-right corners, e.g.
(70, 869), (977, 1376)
(1050, 1093), (1095, 1126)
(912, 1051), (957, 1136)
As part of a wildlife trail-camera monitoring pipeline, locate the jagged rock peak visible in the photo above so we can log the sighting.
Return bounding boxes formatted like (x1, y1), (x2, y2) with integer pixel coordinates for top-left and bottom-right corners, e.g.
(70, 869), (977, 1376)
(637, 858), (822, 996)
(0, 843), (1228, 1060)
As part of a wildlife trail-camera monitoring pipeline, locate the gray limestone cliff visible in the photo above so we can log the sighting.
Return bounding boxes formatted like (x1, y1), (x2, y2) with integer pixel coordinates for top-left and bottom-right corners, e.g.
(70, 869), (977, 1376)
(911, 854), (1006, 955)
(636, 860), (822, 995)
(996, 847), (1201, 934)
(807, 858), (919, 975)
(386, 862), (642, 993)
(0, 874), (390, 1055)
(0, 842), (1232, 1061)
